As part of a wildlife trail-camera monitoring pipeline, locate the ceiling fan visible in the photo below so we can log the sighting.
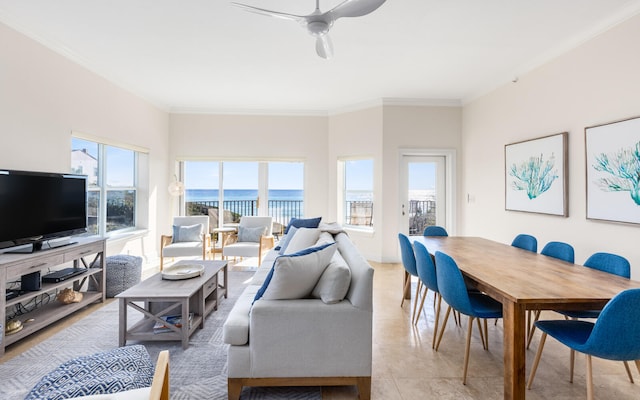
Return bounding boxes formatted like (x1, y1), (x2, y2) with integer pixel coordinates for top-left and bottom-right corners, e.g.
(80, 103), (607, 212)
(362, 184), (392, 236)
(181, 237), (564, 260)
(231, 0), (387, 59)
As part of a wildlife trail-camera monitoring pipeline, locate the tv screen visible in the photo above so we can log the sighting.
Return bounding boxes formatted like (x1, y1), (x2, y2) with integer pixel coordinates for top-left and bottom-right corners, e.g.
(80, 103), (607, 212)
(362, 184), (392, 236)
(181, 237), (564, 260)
(0, 169), (87, 251)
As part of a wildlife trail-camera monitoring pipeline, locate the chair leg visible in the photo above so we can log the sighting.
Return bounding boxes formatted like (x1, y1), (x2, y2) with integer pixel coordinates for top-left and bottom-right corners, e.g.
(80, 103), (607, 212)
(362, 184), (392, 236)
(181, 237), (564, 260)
(401, 272), (411, 308)
(586, 354), (594, 400)
(484, 319), (489, 351)
(414, 285), (428, 325)
(623, 361), (634, 384)
(435, 305), (452, 351)
(526, 310), (541, 349)
(463, 316), (474, 385)
(432, 293), (442, 349)
(476, 318), (486, 351)
(527, 332), (547, 389)
(411, 280), (422, 323)
(570, 349), (575, 383)
(635, 359), (640, 375)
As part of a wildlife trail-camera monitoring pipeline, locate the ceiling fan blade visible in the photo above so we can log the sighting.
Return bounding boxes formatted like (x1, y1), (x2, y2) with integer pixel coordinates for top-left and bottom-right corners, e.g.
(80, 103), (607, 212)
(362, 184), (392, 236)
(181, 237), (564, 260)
(231, 2), (305, 22)
(327, 0), (386, 20)
(315, 35), (334, 59)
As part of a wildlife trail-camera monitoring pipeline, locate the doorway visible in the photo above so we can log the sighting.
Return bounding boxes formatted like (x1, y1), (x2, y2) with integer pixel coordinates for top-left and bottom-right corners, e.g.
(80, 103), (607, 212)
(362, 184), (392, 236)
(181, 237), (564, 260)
(400, 150), (455, 235)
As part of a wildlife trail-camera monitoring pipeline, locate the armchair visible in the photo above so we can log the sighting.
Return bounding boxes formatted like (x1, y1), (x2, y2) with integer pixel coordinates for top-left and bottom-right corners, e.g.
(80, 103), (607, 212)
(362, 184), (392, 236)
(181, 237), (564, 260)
(160, 216), (210, 270)
(222, 216), (274, 265)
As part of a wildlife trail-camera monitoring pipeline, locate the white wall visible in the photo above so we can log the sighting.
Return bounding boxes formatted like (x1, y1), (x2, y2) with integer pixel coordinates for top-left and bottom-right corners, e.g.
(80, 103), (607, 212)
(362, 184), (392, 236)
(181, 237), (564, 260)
(462, 14), (640, 277)
(0, 21), (170, 263)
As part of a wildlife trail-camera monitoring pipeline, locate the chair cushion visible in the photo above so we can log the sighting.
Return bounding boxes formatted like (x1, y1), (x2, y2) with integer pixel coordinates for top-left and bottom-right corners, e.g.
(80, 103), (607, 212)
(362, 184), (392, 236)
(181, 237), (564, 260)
(171, 223), (202, 243)
(24, 345), (154, 400)
(311, 250), (351, 304)
(281, 228), (320, 254)
(284, 217), (322, 234)
(238, 225), (266, 243)
(162, 241), (203, 257)
(254, 242), (337, 301)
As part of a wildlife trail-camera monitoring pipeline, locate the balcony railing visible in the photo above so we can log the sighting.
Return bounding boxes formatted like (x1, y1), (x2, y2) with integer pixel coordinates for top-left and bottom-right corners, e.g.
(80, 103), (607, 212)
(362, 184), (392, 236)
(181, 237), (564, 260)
(186, 199), (303, 232)
(409, 200), (436, 235)
(345, 201), (373, 227)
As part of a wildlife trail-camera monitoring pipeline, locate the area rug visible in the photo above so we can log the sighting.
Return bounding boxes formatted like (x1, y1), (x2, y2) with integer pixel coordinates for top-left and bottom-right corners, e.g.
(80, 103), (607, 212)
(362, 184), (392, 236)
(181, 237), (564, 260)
(0, 269), (321, 400)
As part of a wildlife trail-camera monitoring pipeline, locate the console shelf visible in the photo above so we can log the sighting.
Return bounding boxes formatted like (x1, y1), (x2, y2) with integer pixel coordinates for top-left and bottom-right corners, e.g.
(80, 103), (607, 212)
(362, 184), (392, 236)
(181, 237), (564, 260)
(1, 237), (106, 356)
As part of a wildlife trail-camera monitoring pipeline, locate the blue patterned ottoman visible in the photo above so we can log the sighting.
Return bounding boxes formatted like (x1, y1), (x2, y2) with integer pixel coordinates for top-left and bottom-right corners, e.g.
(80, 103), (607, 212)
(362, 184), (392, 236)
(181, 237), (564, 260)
(24, 345), (154, 400)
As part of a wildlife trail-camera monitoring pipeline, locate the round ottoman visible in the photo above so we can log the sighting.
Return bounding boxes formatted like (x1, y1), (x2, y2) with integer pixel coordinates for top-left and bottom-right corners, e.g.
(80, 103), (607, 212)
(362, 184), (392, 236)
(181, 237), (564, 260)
(103, 255), (143, 297)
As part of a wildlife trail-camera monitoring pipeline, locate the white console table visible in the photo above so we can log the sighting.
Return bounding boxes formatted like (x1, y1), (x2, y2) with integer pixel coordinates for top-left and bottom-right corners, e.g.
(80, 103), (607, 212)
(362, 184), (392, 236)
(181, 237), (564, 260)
(0, 237), (106, 357)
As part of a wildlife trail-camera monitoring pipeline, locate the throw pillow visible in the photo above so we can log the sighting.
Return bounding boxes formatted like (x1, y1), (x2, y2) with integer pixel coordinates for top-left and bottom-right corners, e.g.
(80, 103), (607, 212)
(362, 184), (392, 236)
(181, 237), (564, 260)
(238, 225), (267, 243)
(311, 250), (352, 304)
(254, 242), (337, 302)
(24, 345), (154, 400)
(281, 227), (320, 254)
(171, 223), (203, 243)
(277, 226), (298, 255)
(284, 216), (322, 234)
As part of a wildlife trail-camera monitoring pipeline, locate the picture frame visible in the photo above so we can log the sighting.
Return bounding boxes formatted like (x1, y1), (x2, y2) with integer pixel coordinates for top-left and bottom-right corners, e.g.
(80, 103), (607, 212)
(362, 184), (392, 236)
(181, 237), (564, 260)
(585, 116), (640, 225)
(505, 132), (568, 216)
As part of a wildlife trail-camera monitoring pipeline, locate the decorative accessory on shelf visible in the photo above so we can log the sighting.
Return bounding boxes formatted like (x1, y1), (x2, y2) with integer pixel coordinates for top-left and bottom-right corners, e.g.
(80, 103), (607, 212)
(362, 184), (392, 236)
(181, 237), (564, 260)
(5, 319), (23, 335)
(57, 288), (83, 304)
(167, 174), (185, 197)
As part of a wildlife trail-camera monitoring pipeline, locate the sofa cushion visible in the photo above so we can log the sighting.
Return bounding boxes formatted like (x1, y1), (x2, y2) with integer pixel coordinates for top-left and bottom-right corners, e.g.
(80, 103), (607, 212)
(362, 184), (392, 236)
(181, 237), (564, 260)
(284, 216), (322, 234)
(238, 225), (266, 243)
(223, 285), (261, 345)
(254, 242), (337, 301)
(311, 250), (352, 304)
(171, 223), (202, 243)
(276, 226), (298, 254)
(282, 227), (320, 254)
(24, 345), (154, 400)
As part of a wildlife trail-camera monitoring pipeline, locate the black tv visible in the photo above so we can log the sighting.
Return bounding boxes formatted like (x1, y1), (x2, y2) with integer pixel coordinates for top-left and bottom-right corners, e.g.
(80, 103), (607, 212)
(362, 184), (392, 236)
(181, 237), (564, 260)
(0, 169), (87, 252)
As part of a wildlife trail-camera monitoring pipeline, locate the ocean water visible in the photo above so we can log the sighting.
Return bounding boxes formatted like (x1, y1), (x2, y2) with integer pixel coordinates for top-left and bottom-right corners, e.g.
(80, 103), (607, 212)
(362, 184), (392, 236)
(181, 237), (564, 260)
(187, 189), (373, 202)
(186, 189), (302, 202)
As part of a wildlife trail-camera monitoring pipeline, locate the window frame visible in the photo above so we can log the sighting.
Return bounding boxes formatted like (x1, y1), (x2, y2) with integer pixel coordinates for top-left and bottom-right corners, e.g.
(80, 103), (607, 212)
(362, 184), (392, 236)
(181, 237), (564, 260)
(338, 157), (375, 230)
(71, 133), (147, 237)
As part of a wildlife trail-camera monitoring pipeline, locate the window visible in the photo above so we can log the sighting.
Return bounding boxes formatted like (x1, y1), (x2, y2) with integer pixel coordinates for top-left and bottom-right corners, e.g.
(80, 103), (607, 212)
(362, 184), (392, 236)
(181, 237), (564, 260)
(71, 136), (146, 236)
(339, 158), (374, 228)
(181, 160), (304, 232)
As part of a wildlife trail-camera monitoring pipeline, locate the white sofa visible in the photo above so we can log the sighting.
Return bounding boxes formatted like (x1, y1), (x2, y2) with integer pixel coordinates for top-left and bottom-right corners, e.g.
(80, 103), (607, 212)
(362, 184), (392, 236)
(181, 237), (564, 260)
(223, 228), (374, 400)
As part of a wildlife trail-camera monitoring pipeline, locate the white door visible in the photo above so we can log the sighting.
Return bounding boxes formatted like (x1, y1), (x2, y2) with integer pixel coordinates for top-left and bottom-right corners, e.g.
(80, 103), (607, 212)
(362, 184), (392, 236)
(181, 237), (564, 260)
(400, 155), (447, 235)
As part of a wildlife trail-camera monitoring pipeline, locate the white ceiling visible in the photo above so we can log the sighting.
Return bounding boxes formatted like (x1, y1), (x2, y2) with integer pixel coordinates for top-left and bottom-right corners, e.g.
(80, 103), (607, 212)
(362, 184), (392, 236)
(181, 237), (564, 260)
(2, 0), (640, 114)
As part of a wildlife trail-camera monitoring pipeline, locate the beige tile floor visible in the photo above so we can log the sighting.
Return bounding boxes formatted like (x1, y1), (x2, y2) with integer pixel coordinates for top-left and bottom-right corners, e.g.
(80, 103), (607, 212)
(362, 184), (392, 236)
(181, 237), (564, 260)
(5, 260), (640, 399)
(324, 262), (640, 400)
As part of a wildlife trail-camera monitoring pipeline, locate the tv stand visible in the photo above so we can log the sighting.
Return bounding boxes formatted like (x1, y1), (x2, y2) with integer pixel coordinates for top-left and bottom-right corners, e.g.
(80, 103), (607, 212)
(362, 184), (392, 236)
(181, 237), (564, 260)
(0, 237), (105, 357)
(6, 240), (77, 254)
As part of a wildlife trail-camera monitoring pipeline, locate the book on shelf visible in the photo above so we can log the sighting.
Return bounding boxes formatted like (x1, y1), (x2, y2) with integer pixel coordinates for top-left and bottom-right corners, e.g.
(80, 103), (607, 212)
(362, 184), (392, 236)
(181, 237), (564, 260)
(153, 313), (194, 334)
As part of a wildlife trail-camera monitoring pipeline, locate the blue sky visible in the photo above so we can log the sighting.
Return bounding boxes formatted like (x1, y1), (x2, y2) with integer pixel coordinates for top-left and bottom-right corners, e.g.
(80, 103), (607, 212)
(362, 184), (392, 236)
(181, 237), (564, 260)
(184, 161), (304, 190)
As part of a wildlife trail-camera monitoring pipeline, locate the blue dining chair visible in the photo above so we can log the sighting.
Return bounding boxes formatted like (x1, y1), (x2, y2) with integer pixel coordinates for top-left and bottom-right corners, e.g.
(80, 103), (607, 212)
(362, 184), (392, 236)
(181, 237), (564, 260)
(398, 233), (421, 320)
(540, 241), (574, 263)
(527, 240), (575, 348)
(556, 252), (634, 383)
(510, 234), (537, 252)
(423, 225), (448, 236)
(527, 288), (640, 400)
(412, 241), (442, 348)
(433, 251), (503, 384)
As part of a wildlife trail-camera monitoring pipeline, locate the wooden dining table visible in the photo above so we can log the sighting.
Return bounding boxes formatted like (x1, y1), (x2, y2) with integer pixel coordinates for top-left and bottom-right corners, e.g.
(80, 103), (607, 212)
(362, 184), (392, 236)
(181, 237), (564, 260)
(410, 236), (640, 400)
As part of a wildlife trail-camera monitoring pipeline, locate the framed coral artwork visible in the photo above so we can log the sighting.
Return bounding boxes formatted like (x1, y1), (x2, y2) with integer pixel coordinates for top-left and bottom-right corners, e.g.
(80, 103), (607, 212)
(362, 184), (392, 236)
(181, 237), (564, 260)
(585, 116), (640, 224)
(505, 132), (568, 216)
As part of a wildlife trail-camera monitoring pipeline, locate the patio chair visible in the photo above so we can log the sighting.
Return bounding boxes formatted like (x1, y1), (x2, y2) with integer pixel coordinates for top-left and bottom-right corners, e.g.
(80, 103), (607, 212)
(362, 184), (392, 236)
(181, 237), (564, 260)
(222, 216), (274, 265)
(160, 216), (210, 270)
